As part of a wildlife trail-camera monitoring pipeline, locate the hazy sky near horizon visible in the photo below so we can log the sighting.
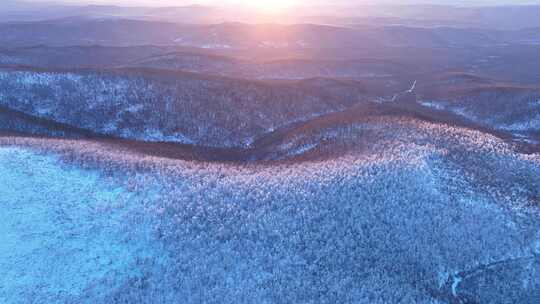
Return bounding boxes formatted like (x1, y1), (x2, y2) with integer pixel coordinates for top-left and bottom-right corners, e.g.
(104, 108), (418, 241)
(27, 0), (540, 6)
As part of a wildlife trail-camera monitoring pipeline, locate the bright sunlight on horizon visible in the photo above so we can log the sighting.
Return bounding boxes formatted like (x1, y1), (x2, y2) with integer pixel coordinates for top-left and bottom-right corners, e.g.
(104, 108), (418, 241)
(239, 0), (301, 13)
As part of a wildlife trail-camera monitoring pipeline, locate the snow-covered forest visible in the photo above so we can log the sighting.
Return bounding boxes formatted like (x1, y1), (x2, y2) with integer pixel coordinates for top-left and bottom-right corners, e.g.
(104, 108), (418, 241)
(0, 69), (370, 147)
(1, 117), (539, 303)
(1, 1), (540, 303)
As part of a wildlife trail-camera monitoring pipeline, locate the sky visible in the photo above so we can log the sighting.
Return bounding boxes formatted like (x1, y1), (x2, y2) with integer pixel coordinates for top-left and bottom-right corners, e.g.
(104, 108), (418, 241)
(25, 0), (540, 6)
(14, 0), (540, 15)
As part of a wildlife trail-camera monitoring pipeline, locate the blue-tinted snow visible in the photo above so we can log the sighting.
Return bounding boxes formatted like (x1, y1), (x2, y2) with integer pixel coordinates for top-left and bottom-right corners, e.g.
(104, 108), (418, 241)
(1, 118), (539, 303)
(0, 148), (168, 303)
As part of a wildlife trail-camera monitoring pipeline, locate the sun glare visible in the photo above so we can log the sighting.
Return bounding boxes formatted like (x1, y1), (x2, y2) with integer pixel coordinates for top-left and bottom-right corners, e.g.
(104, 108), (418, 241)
(241, 0), (299, 13)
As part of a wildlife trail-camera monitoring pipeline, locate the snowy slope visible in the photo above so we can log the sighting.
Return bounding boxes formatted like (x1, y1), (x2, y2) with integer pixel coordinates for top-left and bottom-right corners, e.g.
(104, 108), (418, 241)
(0, 69), (368, 148)
(0, 148), (169, 303)
(419, 87), (540, 135)
(1, 116), (539, 303)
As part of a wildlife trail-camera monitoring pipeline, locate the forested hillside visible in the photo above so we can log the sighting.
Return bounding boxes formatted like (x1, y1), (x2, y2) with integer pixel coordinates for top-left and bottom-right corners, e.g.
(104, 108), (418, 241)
(0, 68), (371, 147)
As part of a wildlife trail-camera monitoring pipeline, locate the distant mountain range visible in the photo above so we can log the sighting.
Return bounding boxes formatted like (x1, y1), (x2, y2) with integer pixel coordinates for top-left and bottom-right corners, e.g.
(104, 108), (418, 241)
(1, 18), (539, 49)
(4, 2), (540, 29)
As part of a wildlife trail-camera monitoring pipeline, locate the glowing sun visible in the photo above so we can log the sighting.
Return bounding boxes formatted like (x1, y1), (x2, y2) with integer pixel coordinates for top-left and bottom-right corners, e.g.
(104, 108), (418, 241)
(241, 0), (299, 13)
